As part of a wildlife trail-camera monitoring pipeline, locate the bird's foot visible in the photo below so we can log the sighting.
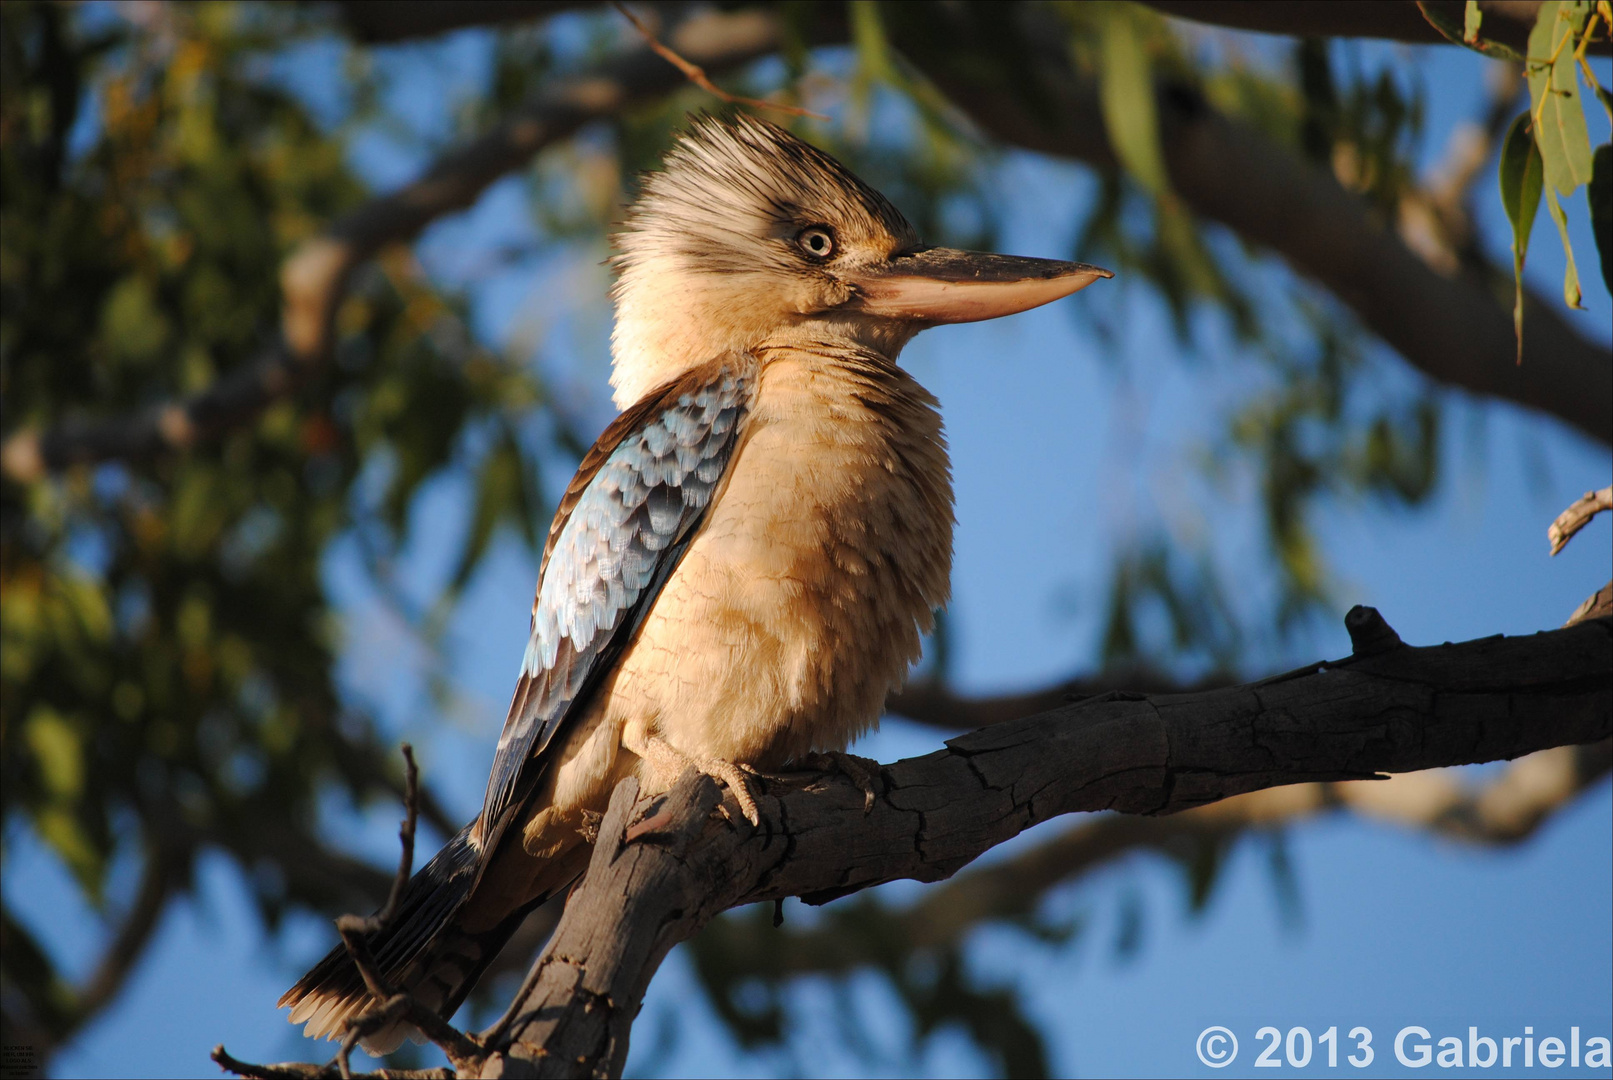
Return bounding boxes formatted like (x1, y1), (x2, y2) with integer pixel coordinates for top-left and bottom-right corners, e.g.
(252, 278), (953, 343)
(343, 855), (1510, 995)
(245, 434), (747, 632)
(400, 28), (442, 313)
(801, 750), (882, 814)
(623, 729), (762, 826)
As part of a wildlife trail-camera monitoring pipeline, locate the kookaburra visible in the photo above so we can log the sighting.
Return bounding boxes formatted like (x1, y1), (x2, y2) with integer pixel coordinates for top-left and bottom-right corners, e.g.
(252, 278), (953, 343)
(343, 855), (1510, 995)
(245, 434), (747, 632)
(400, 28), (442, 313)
(282, 113), (1110, 1048)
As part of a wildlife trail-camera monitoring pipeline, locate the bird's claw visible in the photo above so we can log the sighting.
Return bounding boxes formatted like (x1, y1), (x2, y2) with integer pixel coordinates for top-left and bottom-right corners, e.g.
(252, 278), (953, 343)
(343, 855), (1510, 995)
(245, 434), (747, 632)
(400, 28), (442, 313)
(803, 750), (882, 813)
(623, 730), (762, 827)
(704, 757), (762, 826)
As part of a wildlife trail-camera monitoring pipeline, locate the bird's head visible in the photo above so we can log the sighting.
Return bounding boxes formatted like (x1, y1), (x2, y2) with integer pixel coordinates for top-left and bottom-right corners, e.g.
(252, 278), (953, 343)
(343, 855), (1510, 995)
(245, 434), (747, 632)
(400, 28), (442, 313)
(609, 113), (1110, 406)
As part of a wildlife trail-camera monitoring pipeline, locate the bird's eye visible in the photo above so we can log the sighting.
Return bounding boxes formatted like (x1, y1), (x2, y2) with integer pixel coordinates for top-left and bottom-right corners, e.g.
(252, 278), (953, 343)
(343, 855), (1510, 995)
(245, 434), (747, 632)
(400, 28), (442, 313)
(797, 226), (836, 260)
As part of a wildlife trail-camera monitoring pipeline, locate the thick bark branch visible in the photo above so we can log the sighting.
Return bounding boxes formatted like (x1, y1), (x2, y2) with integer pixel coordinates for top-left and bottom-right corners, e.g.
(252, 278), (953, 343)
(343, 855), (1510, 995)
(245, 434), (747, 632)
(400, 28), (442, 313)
(684, 736), (1612, 1000)
(479, 611), (1610, 1077)
(884, 7), (1613, 446)
(1140, 2), (1610, 56)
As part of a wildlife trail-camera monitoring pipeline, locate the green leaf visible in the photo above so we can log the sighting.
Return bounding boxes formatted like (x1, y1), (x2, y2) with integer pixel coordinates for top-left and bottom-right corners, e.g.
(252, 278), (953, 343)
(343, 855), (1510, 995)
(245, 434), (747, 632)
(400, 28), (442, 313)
(1499, 111), (1545, 358)
(1526, 1), (1595, 197)
(1098, 6), (1169, 197)
(1595, 81), (1613, 127)
(849, 0), (894, 120)
(1544, 184), (1585, 309)
(1417, 0), (1468, 45)
(1415, 0), (1523, 58)
(26, 707), (84, 800)
(1589, 143), (1612, 295)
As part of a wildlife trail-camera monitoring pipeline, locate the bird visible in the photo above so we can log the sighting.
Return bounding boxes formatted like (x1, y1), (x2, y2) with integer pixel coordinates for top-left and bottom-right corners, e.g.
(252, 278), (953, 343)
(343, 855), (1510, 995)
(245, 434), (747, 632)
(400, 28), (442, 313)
(280, 113), (1110, 1050)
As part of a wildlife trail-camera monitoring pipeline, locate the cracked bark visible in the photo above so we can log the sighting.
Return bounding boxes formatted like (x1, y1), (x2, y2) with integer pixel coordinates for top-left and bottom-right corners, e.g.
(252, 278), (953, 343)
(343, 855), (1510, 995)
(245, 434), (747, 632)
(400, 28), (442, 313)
(475, 612), (1611, 1078)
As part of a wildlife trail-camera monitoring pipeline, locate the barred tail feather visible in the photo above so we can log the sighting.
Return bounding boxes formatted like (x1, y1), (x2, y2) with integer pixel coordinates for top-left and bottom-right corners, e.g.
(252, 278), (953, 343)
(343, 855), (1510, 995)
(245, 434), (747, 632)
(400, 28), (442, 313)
(278, 824), (532, 1054)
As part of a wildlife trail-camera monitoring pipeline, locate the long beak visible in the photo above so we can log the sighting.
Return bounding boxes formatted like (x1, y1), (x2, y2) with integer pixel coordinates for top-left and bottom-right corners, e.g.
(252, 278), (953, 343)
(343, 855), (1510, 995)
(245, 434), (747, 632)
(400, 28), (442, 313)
(846, 248), (1113, 324)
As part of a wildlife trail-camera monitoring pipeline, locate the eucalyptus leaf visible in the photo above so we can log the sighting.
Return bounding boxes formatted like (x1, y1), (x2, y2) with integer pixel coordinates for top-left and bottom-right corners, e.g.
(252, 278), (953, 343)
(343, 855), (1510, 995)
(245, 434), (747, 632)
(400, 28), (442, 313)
(1544, 185), (1585, 309)
(1098, 5), (1169, 197)
(1526, 0), (1595, 197)
(1417, 0), (1523, 59)
(1499, 112), (1545, 357)
(1589, 143), (1612, 294)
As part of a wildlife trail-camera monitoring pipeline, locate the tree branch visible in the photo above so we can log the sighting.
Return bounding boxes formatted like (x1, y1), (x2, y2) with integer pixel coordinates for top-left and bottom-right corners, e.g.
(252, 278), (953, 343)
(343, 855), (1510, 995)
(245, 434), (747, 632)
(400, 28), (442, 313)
(476, 609), (1609, 1077)
(70, 838), (182, 1029)
(14, 1), (1609, 483)
(1138, 2), (1610, 57)
(331, 1), (586, 44)
(883, 6), (1613, 446)
(0, 7), (796, 482)
(685, 736), (1612, 1010)
(1550, 486), (1613, 556)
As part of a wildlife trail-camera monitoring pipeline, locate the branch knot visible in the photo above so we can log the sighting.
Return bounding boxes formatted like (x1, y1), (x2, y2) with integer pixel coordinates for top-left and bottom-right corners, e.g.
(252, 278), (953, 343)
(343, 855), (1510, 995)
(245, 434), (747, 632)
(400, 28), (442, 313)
(1345, 605), (1404, 656)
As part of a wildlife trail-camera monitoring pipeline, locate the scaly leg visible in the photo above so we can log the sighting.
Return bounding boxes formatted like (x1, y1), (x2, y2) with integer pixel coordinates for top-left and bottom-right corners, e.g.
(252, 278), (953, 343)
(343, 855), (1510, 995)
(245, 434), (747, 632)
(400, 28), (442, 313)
(622, 727), (762, 826)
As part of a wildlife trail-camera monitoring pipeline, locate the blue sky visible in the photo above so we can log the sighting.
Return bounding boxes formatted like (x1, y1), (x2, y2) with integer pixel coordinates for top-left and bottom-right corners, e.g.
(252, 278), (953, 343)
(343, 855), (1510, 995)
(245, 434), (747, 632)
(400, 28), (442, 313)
(6, 12), (1611, 1078)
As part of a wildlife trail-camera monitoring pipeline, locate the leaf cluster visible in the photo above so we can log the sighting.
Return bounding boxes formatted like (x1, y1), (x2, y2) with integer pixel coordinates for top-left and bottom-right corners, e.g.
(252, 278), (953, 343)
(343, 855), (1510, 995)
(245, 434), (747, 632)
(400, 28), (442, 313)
(0, 1), (547, 1053)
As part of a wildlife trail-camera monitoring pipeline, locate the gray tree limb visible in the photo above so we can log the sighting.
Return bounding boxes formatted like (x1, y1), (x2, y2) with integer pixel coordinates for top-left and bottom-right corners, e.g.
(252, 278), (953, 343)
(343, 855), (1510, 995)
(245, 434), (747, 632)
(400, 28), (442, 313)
(9, 1), (1611, 484)
(883, 5), (1613, 446)
(1139, 1), (1610, 57)
(331, 1), (586, 44)
(477, 609), (1610, 1077)
(0, 7), (792, 482)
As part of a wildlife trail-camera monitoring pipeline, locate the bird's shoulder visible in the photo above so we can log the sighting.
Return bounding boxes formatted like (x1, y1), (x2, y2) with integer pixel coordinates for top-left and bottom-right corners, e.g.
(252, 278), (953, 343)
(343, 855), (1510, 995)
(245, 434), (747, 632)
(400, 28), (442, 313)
(534, 352), (755, 599)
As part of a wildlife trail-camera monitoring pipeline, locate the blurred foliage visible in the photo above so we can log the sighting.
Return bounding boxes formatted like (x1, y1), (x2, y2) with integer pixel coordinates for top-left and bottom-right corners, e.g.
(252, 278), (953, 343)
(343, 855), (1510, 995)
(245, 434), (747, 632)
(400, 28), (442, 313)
(0, 0), (549, 1054)
(0, 0), (1561, 1076)
(1056, 6), (1444, 667)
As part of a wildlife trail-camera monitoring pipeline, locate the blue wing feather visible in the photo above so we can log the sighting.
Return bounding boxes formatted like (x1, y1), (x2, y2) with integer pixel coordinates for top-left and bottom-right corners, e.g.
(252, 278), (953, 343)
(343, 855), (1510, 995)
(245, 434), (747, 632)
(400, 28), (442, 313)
(477, 357), (752, 838)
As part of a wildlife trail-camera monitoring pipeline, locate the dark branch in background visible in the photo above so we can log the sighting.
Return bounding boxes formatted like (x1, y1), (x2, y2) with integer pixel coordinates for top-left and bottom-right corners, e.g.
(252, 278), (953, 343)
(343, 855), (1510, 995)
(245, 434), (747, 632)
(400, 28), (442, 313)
(0, 7), (795, 482)
(882, 5), (1613, 446)
(71, 838), (183, 1027)
(1139, 1), (1610, 57)
(331, 1), (587, 44)
(474, 610), (1609, 1077)
(7, 0), (1613, 484)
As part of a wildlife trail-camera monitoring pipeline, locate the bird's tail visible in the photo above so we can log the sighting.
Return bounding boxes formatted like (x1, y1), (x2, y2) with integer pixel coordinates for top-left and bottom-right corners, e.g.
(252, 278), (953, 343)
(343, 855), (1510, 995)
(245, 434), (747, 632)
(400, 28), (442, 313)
(278, 823), (531, 1054)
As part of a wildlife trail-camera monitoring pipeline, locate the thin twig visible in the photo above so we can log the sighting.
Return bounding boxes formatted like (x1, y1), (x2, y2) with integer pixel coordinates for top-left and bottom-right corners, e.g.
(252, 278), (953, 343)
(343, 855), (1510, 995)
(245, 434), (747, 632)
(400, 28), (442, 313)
(332, 743), (420, 1005)
(328, 746), (483, 1073)
(212, 1042), (453, 1080)
(219, 747), (480, 1080)
(1549, 485), (1613, 555)
(611, 1), (828, 120)
(210, 1045), (332, 1079)
(378, 744), (418, 928)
